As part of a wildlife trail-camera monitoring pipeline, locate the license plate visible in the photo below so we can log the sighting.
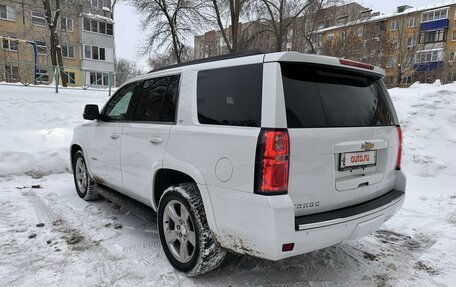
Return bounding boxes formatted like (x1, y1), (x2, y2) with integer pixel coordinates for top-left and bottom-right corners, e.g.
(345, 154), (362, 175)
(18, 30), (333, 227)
(339, 150), (376, 171)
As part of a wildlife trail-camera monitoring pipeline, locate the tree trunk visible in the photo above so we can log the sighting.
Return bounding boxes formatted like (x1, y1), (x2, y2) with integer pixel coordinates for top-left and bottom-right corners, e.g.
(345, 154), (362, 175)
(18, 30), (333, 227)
(42, 0), (67, 87)
(229, 0), (240, 53)
(212, 0), (232, 53)
(396, 65), (402, 87)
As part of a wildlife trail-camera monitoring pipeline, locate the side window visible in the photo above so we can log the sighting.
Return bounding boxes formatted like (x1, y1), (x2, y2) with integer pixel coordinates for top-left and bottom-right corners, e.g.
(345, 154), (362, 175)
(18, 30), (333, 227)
(132, 74), (180, 122)
(104, 83), (136, 121)
(197, 64), (263, 127)
(160, 75), (180, 122)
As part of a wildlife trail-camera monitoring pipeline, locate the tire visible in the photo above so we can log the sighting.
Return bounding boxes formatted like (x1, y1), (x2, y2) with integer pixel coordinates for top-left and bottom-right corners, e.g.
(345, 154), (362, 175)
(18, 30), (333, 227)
(72, 150), (99, 201)
(158, 183), (226, 276)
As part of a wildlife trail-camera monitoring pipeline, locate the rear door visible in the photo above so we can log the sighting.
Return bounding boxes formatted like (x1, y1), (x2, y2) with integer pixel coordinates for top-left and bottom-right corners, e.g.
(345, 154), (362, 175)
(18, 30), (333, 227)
(120, 75), (180, 204)
(280, 63), (401, 217)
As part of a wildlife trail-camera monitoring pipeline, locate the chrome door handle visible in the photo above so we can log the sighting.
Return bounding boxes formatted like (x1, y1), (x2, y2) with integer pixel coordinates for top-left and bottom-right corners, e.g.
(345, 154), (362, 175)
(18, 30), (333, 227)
(149, 136), (163, 144)
(110, 133), (120, 139)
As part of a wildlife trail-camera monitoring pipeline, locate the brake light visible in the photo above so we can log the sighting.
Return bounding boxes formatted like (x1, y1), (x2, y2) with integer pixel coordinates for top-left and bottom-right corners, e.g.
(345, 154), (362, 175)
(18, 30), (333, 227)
(254, 129), (289, 195)
(339, 58), (374, 70)
(396, 126), (403, 170)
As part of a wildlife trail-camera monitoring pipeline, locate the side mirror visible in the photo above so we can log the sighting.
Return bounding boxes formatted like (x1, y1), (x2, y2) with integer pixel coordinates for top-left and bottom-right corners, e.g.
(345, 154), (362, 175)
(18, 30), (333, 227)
(83, 104), (100, 120)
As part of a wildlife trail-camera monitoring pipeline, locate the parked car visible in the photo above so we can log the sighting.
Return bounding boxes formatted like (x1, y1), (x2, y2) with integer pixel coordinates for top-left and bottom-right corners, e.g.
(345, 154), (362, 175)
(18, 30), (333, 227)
(71, 50), (406, 276)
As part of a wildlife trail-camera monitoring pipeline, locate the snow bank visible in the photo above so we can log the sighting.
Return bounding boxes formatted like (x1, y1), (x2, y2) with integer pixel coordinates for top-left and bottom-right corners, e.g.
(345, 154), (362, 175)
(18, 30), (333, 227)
(0, 85), (108, 177)
(389, 82), (456, 178)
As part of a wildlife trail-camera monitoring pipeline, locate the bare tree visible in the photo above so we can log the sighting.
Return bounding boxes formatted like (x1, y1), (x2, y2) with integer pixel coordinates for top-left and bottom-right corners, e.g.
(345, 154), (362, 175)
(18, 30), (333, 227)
(320, 27), (363, 58)
(390, 18), (420, 86)
(211, 0), (256, 53)
(42, 0), (67, 86)
(298, 0), (346, 54)
(116, 58), (141, 85)
(148, 46), (193, 70)
(133, 0), (207, 63)
(257, 0), (315, 52)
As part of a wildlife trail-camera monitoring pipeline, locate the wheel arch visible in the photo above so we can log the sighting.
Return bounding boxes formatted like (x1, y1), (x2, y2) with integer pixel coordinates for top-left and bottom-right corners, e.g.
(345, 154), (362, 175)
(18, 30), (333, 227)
(153, 167), (219, 236)
(70, 144), (83, 171)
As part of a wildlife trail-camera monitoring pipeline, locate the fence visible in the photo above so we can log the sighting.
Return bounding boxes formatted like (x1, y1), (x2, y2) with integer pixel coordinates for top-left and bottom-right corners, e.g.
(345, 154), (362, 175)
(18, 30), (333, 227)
(0, 60), (118, 96)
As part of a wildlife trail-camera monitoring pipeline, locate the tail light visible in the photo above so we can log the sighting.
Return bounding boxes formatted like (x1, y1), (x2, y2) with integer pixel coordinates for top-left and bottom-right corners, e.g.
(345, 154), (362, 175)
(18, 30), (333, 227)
(339, 58), (374, 70)
(254, 129), (289, 195)
(395, 126), (403, 170)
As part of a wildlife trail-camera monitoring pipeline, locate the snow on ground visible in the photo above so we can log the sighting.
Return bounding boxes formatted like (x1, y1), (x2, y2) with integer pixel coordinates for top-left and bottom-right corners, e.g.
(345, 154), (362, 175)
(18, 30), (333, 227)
(0, 82), (456, 286)
(0, 84), (108, 177)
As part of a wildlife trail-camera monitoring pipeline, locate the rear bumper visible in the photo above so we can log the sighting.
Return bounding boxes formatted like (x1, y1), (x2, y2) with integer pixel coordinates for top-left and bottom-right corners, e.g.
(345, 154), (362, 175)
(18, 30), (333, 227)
(209, 186), (405, 261)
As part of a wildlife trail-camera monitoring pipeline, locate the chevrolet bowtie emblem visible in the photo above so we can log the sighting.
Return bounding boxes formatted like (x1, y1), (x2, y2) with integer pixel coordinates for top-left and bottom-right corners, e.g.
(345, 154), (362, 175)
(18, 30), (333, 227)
(361, 142), (375, 150)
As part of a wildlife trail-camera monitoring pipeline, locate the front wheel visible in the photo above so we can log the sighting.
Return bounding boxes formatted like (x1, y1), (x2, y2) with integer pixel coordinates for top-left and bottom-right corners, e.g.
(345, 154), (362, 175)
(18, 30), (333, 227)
(158, 183), (226, 276)
(72, 150), (99, 201)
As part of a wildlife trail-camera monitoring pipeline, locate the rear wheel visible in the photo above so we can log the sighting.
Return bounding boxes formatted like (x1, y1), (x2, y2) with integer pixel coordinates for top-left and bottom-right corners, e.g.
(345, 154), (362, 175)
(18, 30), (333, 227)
(73, 150), (99, 201)
(158, 183), (226, 276)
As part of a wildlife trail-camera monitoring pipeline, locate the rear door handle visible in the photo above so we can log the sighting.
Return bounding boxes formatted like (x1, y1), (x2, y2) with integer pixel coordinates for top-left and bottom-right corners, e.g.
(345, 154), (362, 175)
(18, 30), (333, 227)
(110, 133), (120, 139)
(149, 136), (163, 144)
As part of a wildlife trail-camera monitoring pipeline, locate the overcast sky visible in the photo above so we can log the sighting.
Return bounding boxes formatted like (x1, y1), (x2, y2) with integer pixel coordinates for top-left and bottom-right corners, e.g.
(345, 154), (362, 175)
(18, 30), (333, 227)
(114, 0), (443, 70)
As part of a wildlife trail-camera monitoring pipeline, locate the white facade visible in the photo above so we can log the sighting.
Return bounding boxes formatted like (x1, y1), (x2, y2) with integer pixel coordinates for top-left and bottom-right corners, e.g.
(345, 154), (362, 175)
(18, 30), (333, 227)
(80, 13), (115, 87)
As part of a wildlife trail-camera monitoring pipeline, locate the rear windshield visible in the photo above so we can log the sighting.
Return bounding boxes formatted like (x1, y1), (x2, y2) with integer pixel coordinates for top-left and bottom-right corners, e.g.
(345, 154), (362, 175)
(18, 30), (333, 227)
(281, 63), (395, 128)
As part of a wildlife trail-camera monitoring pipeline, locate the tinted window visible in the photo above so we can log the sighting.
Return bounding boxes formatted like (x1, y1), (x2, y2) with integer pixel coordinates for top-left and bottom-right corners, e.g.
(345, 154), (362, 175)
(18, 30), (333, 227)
(132, 75), (180, 122)
(160, 75), (180, 122)
(197, 64), (262, 127)
(104, 83), (136, 121)
(281, 63), (395, 128)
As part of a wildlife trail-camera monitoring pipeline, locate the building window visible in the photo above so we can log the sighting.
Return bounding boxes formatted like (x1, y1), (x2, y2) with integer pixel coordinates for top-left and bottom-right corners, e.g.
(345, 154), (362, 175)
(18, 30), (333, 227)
(35, 41), (47, 54)
(327, 33), (334, 41)
(99, 22), (106, 34)
(357, 27), (363, 37)
(312, 33), (322, 47)
(4, 65), (18, 80)
(2, 37), (18, 51)
(83, 18), (113, 36)
(107, 23), (113, 35)
(341, 31), (347, 40)
(90, 72), (108, 85)
(31, 11), (46, 26)
(84, 45), (106, 61)
(419, 29), (446, 44)
(409, 17), (417, 27)
(61, 17), (73, 32)
(390, 20), (399, 31)
(91, 0), (103, 9)
(62, 45), (74, 58)
(415, 49), (443, 63)
(407, 36), (416, 47)
(63, 71), (76, 84)
(91, 19), (98, 32)
(83, 18), (90, 30)
(422, 9), (448, 23)
(36, 68), (49, 82)
(0, 4), (16, 21)
(452, 31), (456, 41)
(449, 51), (455, 62)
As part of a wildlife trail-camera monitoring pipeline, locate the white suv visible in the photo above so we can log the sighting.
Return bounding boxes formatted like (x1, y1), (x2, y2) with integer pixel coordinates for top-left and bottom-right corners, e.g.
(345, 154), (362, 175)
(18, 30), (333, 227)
(71, 51), (406, 276)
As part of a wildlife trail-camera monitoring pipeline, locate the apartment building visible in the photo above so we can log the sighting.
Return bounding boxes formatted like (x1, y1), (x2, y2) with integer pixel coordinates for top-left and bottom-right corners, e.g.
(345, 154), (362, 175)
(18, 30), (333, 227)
(312, 2), (456, 86)
(194, 2), (369, 59)
(0, 0), (115, 87)
(195, 1), (456, 87)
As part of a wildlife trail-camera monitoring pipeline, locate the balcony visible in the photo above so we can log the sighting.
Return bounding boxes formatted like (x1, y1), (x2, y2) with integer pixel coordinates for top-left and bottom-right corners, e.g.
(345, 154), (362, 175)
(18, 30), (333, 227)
(414, 61), (444, 72)
(420, 19), (449, 31)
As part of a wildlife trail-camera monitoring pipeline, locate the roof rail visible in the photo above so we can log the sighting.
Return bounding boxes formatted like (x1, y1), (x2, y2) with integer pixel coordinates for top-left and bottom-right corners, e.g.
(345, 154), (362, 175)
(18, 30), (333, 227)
(148, 49), (266, 73)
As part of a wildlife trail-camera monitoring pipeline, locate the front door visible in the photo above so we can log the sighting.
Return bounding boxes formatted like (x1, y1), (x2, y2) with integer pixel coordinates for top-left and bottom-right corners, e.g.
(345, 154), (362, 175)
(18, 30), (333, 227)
(89, 82), (138, 191)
